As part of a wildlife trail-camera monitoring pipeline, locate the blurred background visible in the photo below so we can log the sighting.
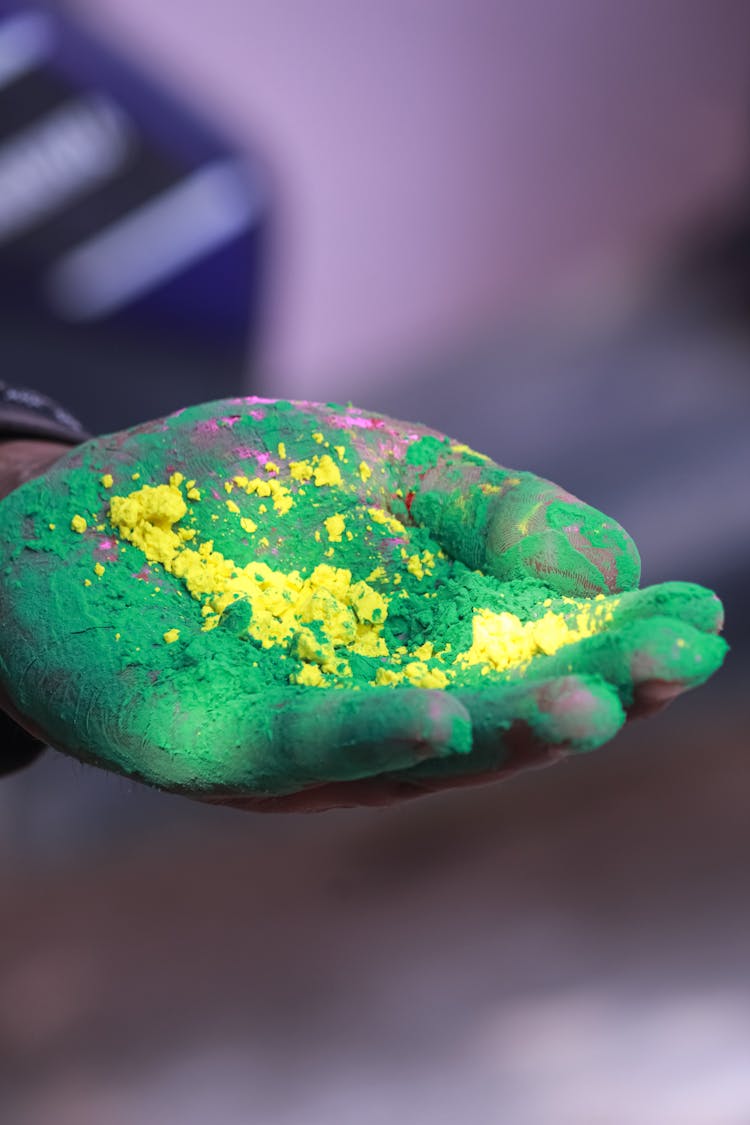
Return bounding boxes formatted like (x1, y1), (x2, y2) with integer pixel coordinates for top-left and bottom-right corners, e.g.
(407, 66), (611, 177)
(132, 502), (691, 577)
(1, 1), (749, 1121)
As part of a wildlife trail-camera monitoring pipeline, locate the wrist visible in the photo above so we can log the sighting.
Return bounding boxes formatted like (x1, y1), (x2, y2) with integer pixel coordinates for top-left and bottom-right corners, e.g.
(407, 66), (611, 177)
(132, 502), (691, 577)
(0, 439), (73, 501)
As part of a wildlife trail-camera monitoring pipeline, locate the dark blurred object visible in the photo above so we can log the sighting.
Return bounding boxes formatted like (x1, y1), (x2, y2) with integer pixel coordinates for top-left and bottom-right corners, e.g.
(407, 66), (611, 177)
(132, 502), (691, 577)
(0, 0), (268, 433)
(665, 168), (750, 333)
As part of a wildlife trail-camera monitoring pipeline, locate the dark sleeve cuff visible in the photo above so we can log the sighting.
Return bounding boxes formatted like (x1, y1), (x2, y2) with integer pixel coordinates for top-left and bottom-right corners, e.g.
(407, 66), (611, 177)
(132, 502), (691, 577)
(0, 382), (91, 773)
(0, 712), (46, 776)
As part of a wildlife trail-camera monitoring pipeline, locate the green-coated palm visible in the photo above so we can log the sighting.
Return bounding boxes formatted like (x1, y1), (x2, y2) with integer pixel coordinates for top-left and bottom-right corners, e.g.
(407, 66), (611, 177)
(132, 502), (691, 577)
(0, 399), (726, 810)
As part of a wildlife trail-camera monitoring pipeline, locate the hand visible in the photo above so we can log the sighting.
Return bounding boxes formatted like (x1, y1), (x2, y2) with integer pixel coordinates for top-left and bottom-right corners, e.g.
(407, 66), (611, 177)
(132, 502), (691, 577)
(0, 400), (726, 810)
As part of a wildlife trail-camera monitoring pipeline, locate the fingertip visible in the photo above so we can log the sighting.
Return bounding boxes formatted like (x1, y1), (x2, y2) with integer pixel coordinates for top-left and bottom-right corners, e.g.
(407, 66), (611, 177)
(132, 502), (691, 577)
(533, 675), (626, 752)
(615, 582), (725, 636)
(628, 619), (729, 691)
(398, 688), (473, 760)
(486, 482), (641, 597)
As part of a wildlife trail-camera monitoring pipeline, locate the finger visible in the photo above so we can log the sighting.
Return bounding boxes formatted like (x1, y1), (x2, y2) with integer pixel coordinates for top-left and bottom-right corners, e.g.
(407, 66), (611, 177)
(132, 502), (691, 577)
(398, 674), (625, 785)
(204, 674), (626, 810)
(401, 441), (640, 597)
(601, 581), (724, 635)
(482, 476), (641, 596)
(512, 616), (728, 709)
(175, 686), (473, 798)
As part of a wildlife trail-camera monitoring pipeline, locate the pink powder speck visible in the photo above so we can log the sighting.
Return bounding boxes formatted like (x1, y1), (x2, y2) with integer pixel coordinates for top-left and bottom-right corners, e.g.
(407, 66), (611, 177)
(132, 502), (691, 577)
(195, 419), (221, 435)
(327, 413), (377, 430)
(97, 539), (115, 551)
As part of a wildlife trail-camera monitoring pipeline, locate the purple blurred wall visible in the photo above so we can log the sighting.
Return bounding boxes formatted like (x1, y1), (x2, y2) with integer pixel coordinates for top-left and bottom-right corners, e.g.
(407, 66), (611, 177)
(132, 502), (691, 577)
(70, 0), (750, 396)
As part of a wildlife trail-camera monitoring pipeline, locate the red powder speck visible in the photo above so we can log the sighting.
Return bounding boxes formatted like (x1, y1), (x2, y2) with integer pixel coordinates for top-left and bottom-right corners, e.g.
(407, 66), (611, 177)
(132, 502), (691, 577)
(405, 491), (415, 515)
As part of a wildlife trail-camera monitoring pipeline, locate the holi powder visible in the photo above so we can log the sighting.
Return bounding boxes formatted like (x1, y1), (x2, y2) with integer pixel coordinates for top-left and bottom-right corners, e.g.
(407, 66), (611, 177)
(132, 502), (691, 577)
(103, 473), (614, 689)
(56, 401), (621, 695)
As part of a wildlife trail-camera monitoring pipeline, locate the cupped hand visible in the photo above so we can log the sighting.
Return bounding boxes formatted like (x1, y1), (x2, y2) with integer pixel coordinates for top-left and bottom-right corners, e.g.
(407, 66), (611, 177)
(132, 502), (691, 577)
(0, 399), (726, 810)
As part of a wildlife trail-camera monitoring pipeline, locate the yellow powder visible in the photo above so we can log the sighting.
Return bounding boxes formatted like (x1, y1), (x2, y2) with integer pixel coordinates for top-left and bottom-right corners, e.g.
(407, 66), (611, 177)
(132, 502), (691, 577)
(107, 478), (613, 689)
(109, 483), (391, 680)
(289, 459), (314, 482)
(101, 474), (113, 488)
(71, 515), (87, 533)
(406, 553), (424, 579)
(367, 507), (406, 535)
(456, 608), (598, 674)
(451, 442), (490, 461)
(313, 455), (342, 487)
(324, 514), (346, 542)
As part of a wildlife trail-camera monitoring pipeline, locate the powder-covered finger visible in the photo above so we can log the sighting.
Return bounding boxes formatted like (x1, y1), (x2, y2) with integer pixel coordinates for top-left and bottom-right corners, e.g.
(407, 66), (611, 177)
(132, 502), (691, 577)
(602, 581), (724, 635)
(397, 440), (640, 597)
(393, 674), (625, 784)
(221, 687), (473, 795)
(31, 673), (473, 797)
(512, 615), (728, 708)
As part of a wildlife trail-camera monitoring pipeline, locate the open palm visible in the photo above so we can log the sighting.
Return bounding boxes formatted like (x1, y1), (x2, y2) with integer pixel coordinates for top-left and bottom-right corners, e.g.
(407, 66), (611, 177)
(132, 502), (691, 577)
(0, 399), (726, 810)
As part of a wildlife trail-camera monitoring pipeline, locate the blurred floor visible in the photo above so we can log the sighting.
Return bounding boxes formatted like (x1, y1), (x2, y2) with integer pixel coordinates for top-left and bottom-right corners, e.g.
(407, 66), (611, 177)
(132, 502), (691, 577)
(1, 669), (748, 1125)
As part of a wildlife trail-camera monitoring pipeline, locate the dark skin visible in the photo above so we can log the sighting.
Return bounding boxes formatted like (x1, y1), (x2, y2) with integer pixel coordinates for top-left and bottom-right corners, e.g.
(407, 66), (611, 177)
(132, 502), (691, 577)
(0, 425), (725, 812)
(0, 440), (72, 777)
